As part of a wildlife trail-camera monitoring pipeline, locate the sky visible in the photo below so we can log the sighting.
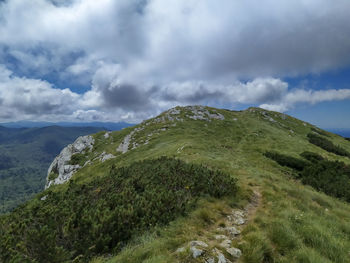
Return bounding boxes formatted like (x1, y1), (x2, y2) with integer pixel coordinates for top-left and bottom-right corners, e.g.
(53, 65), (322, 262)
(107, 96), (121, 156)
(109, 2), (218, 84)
(0, 0), (350, 129)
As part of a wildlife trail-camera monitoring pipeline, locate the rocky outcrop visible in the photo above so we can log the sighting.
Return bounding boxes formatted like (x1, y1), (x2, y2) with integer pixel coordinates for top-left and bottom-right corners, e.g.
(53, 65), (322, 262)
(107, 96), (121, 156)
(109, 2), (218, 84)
(185, 106), (225, 121)
(116, 127), (145, 154)
(99, 151), (115, 162)
(45, 135), (95, 189)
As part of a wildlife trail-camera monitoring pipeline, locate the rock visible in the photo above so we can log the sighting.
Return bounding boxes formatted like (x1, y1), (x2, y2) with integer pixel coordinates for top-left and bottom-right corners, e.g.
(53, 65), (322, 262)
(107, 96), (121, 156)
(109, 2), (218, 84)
(232, 210), (246, 225)
(213, 248), (232, 263)
(226, 247), (242, 259)
(40, 195), (47, 201)
(217, 251), (227, 263)
(99, 152), (115, 162)
(188, 240), (208, 258)
(215, 235), (228, 240)
(205, 258), (215, 263)
(185, 106), (225, 121)
(233, 216), (245, 225)
(190, 240), (209, 248)
(217, 226), (240, 237)
(117, 127), (146, 153)
(191, 246), (204, 258)
(104, 132), (111, 139)
(45, 135), (94, 189)
(220, 239), (232, 248)
(116, 130), (135, 154)
(226, 226), (241, 237)
(168, 108), (181, 115)
(176, 247), (185, 253)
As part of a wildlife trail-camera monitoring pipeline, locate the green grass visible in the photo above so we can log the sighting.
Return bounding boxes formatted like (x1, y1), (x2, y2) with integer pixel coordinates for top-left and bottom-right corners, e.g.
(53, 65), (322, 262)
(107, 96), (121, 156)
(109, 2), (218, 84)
(3, 106), (350, 262)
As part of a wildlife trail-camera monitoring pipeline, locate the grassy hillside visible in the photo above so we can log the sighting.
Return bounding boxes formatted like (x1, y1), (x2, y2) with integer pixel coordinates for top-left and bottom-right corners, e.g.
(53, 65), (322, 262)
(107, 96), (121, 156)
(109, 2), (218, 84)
(0, 126), (104, 213)
(1, 106), (350, 263)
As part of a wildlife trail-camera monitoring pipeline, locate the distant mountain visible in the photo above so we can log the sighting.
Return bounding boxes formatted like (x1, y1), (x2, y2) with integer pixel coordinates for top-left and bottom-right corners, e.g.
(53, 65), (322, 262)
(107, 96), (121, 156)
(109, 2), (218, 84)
(0, 121), (135, 131)
(0, 126), (106, 213)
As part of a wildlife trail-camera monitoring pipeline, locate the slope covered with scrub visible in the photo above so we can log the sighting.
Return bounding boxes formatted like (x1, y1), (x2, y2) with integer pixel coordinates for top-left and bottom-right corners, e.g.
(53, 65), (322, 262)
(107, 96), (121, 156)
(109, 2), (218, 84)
(1, 106), (350, 263)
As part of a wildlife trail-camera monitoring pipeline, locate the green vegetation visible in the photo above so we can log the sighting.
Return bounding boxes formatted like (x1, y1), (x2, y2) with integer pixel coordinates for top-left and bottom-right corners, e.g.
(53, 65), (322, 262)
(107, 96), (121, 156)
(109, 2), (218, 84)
(310, 127), (330, 137)
(48, 172), (59, 181)
(69, 153), (88, 166)
(2, 106), (350, 263)
(0, 157), (237, 262)
(300, 151), (324, 162)
(265, 150), (350, 202)
(264, 151), (308, 171)
(301, 159), (350, 202)
(307, 133), (350, 157)
(0, 126), (103, 213)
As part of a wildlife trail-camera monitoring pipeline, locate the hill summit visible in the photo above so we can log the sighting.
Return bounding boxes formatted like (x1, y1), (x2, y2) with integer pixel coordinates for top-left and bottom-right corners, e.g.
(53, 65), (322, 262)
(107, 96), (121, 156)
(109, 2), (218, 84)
(1, 105), (350, 263)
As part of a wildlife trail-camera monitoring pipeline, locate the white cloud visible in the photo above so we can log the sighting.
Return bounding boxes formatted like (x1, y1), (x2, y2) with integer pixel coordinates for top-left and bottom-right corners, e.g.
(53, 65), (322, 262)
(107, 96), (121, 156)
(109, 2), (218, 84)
(260, 89), (350, 112)
(0, 0), (350, 122)
(1, 0), (350, 80)
(1, 63), (350, 122)
(0, 65), (80, 119)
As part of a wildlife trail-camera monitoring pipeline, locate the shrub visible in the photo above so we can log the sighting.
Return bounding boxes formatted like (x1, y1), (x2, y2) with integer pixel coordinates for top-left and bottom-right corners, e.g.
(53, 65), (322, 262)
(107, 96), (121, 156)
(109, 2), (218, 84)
(264, 152), (308, 171)
(0, 157), (237, 262)
(69, 153), (87, 166)
(48, 171), (58, 181)
(307, 133), (350, 157)
(265, 150), (350, 203)
(301, 160), (350, 202)
(300, 151), (324, 162)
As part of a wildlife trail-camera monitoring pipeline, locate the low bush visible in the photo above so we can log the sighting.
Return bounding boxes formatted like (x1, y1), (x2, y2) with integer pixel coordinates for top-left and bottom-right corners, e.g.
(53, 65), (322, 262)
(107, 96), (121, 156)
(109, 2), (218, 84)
(265, 150), (350, 203)
(300, 151), (324, 162)
(0, 157), (237, 262)
(307, 133), (350, 157)
(301, 160), (350, 202)
(264, 152), (308, 171)
(69, 153), (87, 166)
(48, 171), (58, 181)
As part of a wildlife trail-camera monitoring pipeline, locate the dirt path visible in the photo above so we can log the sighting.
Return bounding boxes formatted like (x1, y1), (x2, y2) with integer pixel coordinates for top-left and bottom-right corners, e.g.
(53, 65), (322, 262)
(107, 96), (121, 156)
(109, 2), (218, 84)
(176, 189), (262, 262)
(244, 189), (262, 223)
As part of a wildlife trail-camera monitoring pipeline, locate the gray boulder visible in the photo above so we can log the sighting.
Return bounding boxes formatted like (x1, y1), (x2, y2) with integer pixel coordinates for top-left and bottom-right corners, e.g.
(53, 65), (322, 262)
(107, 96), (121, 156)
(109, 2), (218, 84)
(226, 247), (242, 259)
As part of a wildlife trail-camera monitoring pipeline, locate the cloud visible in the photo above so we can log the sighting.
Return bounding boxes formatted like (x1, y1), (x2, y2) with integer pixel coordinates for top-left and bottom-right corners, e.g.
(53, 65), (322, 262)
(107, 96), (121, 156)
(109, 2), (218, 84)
(260, 89), (350, 112)
(1, 63), (350, 122)
(1, 0), (350, 80)
(0, 0), (350, 121)
(159, 78), (288, 105)
(0, 65), (80, 119)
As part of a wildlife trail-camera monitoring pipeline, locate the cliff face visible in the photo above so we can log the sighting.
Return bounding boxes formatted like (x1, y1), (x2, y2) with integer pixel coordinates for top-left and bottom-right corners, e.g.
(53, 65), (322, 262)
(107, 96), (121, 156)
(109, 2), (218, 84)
(45, 135), (95, 188)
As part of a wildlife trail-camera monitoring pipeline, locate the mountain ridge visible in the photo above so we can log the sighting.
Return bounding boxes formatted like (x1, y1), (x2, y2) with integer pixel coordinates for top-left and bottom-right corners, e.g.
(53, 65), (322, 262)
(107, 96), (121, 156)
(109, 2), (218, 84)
(2, 105), (350, 263)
